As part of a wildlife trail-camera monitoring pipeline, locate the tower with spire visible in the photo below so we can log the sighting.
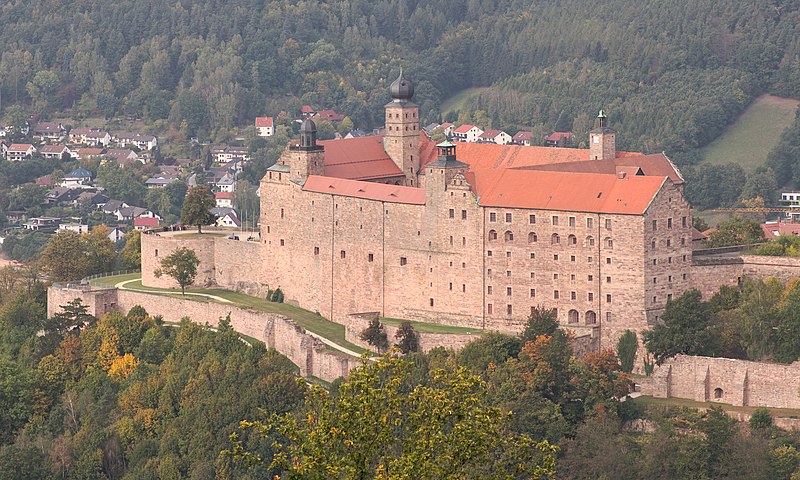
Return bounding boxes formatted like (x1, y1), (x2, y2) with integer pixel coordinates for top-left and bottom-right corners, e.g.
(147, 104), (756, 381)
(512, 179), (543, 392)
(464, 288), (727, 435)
(589, 110), (616, 161)
(384, 69), (421, 186)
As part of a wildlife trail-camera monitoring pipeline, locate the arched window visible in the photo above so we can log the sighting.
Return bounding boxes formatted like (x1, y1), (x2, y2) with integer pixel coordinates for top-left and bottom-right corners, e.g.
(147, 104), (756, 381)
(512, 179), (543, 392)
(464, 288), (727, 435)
(489, 230), (497, 241)
(568, 309), (579, 323)
(585, 310), (597, 325)
(504, 231), (514, 242)
(568, 234), (577, 246)
(586, 236), (595, 247)
(528, 232), (538, 243)
(551, 233), (560, 245)
(714, 388), (723, 399)
(605, 237), (613, 249)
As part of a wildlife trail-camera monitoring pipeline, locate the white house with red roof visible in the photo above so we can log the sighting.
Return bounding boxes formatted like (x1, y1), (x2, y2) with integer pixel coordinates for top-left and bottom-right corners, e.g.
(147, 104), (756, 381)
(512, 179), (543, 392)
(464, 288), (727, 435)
(314, 109), (345, 122)
(301, 105), (316, 118)
(134, 217), (160, 231)
(69, 128), (111, 147)
(545, 131), (575, 147)
(32, 122), (66, 143)
(512, 131), (534, 146)
(255, 117), (274, 137)
(451, 124), (483, 143)
(215, 191), (234, 208)
(6, 143), (36, 161)
(438, 122), (455, 137)
(112, 132), (158, 151)
(478, 129), (512, 145)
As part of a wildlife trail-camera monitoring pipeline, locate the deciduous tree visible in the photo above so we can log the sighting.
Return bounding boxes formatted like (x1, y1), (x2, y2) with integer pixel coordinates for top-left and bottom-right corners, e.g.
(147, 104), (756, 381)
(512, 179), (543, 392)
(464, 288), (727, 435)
(180, 186), (215, 233)
(154, 247), (200, 295)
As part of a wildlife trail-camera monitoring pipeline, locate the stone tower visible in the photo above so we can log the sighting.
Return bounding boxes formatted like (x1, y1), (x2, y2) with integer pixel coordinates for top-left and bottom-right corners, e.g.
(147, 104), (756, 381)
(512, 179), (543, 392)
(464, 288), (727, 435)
(289, 118), (325, 182)
(384, 70), (421, 186)
(589, 110), (616, 161)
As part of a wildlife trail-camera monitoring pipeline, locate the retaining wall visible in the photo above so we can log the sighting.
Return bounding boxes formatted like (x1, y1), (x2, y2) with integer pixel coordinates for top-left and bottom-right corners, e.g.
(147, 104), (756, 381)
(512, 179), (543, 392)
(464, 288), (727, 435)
(342, 312), (476, 352)
(48, 286), (358, 382)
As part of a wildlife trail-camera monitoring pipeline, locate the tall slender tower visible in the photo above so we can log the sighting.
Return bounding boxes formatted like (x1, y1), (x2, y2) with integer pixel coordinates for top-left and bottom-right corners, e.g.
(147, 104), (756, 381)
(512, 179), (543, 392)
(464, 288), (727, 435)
(289, 118), (325, 182)
(384, 70), (420, 186)
(589, 110), (616, 161)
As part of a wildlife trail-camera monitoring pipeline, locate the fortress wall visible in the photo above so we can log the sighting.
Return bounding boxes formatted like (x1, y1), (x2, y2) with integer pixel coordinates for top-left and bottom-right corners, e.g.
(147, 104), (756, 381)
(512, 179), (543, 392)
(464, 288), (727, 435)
(48, 285), (359, 382)
(342, 313), (477, 352)
(642, 355), (800, 409)
(690, 261), (743, 299)
(141, 235), (217, 289)
(213, 237), (264, 291)
(741, 255), (800, 282)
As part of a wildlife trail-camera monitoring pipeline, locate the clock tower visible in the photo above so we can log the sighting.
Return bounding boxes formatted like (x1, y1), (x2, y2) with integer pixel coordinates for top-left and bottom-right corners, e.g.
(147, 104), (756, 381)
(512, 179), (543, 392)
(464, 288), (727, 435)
(589, 110), (616, 161)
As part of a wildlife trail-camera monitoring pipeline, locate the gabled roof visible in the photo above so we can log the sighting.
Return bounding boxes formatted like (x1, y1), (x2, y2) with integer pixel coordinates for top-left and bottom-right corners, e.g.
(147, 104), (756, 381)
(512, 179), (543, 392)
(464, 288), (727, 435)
(513, 131), (533, 141)
(255, 116), (274, 128)
(75, 147), (105, 156)
(134, 217), (160, 227)
(106, 149), (137, 159)
(33, 122), (63, 133)
(479, 129), (507, 139)
(301, 105), (315, 113)
(40, 145), (67, 153)
(8, 143), (34, 151)
(453, 124), (477, 134)
(114, 132), (155, 142)
(319, 136), (403, 181)
(546, 131), (574, 141)
(438, 122), (454, 130)
(215, 191), (234, 200)
(479, 170), (666, 215)
(302, 176), (425, 205)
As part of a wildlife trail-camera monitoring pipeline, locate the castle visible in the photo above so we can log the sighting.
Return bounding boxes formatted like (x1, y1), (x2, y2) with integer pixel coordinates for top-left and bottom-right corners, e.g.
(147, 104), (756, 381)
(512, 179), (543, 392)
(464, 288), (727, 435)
(142, 71), (694, 351)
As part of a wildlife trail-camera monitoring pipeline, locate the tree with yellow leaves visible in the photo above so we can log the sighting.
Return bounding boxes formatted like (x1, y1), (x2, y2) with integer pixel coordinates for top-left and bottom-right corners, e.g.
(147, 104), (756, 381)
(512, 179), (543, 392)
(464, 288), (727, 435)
(108, 353), (138, 381)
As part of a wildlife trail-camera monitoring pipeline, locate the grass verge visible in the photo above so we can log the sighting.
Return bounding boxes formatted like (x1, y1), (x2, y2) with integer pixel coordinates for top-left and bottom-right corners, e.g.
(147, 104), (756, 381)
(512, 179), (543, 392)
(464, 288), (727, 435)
(631, 395), (800, 418)
(380, 317), (482, 335)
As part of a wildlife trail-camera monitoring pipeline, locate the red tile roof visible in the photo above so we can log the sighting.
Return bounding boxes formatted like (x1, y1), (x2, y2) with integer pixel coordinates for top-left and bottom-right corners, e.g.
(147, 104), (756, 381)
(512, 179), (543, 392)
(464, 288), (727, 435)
(438, 122), (454, 130)
(215, 192), (234, 199)
(8, 143), (33, 151)
(479, 129), (506, 139)
(762, 222), (800, 237)
(479, 169), (666, 215)
(134, 217), (160, 227)
(255, 116), (273, 128)
(302, 175), (425, 205)
(315, 110), (345, 122)
(453, 124), (476, 134)
(513, 131), (533, 141)
(40, 145), (66, 153)
(320, 136), (403, 181)
(546, 131), (574, 142)
(76, 148), (105, 156)
(301, 105), (315, 113)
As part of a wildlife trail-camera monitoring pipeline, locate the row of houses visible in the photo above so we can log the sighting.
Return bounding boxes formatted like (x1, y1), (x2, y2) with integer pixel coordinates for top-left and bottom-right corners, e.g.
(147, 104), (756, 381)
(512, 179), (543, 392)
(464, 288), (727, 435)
(424, 122), (575, 147)
(31, 123), (158, 150)
(254, 106), (348, 139)
(2, 141), (143, 164)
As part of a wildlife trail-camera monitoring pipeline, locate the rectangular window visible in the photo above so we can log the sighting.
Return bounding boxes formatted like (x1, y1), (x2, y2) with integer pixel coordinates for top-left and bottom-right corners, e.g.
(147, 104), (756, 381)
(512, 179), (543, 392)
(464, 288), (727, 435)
(553, 273), (559, 280)
(588, 292), (594, 301)
(462, 284), (466, 292)
(570, 255), (576, 262)
(430, 298), (434, 307)
(488, 286), (493, 295)
(449, 283), (453, 290)
(488, 304), (493, 314)
(570, 274), (576, 280)
(668, 293), (673, 301)
(340, 250), (346, 259)
(487, 250), (493, 257)
(653, 277), (657, 284)
(554, 290), (560, 299)
(668, 275), (672, 282)
(530, 272), (535, 279)
(606, 257), (611, 264)
(462, 210), (467, 220)
(506, 270), (511, 277)
(530, 288), (536, 297)
(505, 213), (512, 223)
(449, 208), (454, 218)
(554, 254), (559, 261)
(314, 246), (319, 255)
(280, 239), (285, 246)
(682, 216), (687, 228)
(607, 294), (612, 303)
(506, 251), (512, 258)
(507, 287), (512, 296)
(605, 219), (612, 229)
(530, 252), (535, 259)
(569, 216), (576, 227)
(490, 212), (497, 222)
(552, 215), (559, 226)
(587, 218), (593, 228)
(368, 253), (374, 262)
(606, 276), (611, 283)
(588, 256), (593, 263)
(588, 275), (593, 281)
(400, 257), (407, 265)
(487, 268), (492, 276)
(529, 214), (536, 224)
(667, 218), (673, 229)
(652, 219), (657, 231)
(280, 208), (285, 218)
(668, 257), (672, 264)
(507, 304), (513, 315)
(571, 291), (576, 300)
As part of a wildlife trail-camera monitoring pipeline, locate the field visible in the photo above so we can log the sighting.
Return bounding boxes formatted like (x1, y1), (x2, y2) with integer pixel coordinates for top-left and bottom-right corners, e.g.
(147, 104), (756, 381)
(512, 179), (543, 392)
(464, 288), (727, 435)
(699, 94), (799, 171)
(440, 87), (488, 119)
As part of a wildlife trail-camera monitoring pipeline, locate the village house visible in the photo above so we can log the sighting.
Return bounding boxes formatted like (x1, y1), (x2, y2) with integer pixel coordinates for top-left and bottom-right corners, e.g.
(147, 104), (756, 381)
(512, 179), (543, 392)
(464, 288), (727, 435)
(32, 122), (66, 143)
(60, 167), (93, 188)
(451, 124), (484, 143)
(512, 131), (534, 146)
(59, 222), (90, 234)
(301, 105), (316, 118)
(104, 149), (139, 165)
(216, 173), (235, 193)
(112, 132), (158, 151)
(255, 116), (274, 137)
(145, 176), (180, 189)
(314, 109), (345, 122)
(211, 207), (241, 228)
(39, 145), (72, 160)
(478, 129), (512, 145)
(134, 217), (160, 231)
(73, 147), (105, 160)
(69, 128), (111, 147)
(23, 217), (60, 230)
(212, 146), (250, 163)
(6, 143), (36, 161)
(545, 131), (575, 147)
(215, 191), (234, 208)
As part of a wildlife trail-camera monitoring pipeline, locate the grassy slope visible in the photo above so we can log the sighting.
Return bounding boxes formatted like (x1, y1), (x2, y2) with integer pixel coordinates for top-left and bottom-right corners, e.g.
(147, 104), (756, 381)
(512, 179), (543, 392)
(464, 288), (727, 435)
(440, 87), (488, 119)
(699, 94), (799, 171)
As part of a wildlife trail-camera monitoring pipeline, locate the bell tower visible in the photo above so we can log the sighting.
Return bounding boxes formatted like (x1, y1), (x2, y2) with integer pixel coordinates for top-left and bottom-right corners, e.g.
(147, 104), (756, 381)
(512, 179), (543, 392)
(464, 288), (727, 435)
(589, 110), (616, 161)
(289, 118), (325, 182)
(384, 70), (420, 186)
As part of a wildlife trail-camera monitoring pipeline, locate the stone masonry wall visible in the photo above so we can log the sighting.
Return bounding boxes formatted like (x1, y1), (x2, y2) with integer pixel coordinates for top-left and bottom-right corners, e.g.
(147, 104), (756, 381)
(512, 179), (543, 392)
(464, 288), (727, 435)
(342, 313), (477, 352)
(48, 286), (359, 383)
(641, 354), (800, 409)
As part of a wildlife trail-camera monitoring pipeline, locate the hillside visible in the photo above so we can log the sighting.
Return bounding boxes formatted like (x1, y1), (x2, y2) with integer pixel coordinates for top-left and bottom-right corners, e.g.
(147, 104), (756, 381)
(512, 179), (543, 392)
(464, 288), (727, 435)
(700, 94), (799, 171)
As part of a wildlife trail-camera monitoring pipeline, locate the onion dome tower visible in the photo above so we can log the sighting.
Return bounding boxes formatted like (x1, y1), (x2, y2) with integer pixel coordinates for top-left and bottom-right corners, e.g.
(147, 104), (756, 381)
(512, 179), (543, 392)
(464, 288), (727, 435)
(384, 69), (420, 186)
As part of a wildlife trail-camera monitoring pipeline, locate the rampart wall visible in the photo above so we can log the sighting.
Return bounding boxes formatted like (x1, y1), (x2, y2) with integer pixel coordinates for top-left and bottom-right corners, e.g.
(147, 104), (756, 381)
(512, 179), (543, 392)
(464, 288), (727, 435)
(640, 355), (800, 409)
(48, 286), (358, 382)
(342, 313), (476, 352)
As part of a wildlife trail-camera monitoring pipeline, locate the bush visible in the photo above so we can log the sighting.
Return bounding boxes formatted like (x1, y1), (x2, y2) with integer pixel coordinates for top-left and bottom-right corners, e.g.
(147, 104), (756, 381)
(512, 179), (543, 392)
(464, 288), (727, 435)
(749, 407), (773, 430)
(270, 288), (284, 303)
(394, 322), (419, 354)
(359, 318), (389, 352)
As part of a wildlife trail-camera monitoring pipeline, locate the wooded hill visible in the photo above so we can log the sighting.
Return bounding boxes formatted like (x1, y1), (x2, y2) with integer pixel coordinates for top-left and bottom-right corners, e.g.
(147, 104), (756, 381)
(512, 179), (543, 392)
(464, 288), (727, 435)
(1, 0), (799, 160)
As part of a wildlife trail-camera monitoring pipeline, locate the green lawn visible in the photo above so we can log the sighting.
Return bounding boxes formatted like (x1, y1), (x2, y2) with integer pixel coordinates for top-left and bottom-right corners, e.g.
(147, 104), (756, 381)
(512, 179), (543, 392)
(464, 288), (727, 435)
(699, 94), (799, 172)
(92, 274), (370, 355)
(440, 87), (488, 118)
(380, 317), (482, 335)
(89, 272), (141, 288)
(172, 232), (226, 238)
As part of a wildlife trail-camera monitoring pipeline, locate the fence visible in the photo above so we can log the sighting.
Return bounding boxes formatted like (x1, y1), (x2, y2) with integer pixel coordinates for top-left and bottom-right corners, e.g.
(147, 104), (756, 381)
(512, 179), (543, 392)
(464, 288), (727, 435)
(81, 269), (141, 284)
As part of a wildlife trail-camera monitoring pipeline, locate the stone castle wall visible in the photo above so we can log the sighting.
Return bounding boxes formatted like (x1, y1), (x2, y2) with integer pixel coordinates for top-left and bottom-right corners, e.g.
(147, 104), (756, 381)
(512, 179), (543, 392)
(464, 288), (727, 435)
(47, 286), (358, 383)
(342, 313), (476, 352)
(640, 354), (800, 409)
